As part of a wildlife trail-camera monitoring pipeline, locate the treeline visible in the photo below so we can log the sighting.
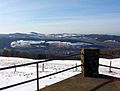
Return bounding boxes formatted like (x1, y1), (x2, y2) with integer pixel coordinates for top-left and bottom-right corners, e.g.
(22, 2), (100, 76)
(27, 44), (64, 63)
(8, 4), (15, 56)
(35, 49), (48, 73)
(0, 49), (80, 60)
(1, 48), (120, 60)
(0, 49), (39, 59)
(100, 49), (120, 59)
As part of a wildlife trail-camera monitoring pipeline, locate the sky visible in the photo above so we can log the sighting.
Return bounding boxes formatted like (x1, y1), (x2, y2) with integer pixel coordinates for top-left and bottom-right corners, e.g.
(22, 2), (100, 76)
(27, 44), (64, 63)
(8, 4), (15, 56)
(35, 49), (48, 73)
(0, 0), (120, 35)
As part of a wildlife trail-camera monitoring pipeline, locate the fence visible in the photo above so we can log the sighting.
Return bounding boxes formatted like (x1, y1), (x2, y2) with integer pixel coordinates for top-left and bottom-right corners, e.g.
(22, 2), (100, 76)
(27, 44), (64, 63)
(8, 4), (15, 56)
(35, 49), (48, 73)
(0, 53), (82, 91)
(0, 52), (120, 91)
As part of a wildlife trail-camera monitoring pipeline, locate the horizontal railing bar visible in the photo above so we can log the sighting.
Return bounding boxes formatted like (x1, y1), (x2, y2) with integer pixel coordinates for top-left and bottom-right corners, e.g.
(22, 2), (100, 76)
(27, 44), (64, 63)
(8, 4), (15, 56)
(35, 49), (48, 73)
(0, 59), (52, 71)
(0, 78), (37, 90)
(1, 63), (120, 90)
(0, 65), (82, 90)
(39, 64), (82, 80)
(99, 64), (120, 70)
(0, 53), (80, 71)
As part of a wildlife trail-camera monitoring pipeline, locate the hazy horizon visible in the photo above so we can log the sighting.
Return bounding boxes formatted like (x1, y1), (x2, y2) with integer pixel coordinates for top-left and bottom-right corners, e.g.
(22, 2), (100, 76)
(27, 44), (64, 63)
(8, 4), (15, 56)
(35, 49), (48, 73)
(0, 0), (120, 35)
(0, 32), (120, 36)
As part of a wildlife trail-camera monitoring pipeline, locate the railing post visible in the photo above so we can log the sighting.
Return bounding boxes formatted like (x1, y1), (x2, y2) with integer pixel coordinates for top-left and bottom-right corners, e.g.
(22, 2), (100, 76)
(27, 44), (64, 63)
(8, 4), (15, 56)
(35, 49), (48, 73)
(109, 61), (112, 72)
(75, 63), (78, 72)
(42, 63), (45, 72)
(36, 63), (39, 91)
(14, 65), (16, 72)
(81, 49), (99, 77)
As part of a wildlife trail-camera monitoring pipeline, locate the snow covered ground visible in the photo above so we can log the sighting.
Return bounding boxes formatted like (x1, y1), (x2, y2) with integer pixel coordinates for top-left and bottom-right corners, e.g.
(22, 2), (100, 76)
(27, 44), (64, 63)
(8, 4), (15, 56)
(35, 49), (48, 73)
(99, 58), (120, 78)
(0, 57), (81, 91)
(0, 57), (120, 91)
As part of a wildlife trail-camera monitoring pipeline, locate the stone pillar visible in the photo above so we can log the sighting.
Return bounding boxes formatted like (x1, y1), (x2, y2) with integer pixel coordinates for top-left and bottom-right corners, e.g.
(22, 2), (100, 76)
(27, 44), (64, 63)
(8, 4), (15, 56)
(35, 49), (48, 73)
(81, 49), (99, 77)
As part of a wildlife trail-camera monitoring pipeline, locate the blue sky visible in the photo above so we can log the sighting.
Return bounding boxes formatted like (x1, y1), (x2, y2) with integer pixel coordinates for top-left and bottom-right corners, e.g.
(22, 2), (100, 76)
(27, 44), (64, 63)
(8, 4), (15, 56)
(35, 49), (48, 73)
(0, 0), (120, 34)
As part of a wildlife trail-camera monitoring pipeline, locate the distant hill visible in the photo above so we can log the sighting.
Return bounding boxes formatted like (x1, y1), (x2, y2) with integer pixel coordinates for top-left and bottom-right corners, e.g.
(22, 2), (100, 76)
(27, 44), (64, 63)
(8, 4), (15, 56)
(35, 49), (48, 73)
(0, 33), (120, 50)
(0, 33), (120, 59)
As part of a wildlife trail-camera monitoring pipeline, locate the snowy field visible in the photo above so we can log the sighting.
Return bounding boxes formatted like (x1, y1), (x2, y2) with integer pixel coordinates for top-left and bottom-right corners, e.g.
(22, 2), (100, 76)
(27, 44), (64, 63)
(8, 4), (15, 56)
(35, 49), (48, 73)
(0, 57), (120, 91)
(0, 57), (81, 91)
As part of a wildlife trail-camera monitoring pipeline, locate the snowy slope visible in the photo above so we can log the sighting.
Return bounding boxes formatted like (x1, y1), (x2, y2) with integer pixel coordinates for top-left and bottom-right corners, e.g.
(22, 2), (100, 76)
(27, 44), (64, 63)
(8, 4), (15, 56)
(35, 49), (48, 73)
(0, 57), (120, 91)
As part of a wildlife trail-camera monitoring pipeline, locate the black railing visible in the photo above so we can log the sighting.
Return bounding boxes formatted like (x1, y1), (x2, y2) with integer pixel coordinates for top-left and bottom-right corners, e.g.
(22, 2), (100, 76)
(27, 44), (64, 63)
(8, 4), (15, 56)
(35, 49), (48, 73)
(0, 53), (120, 91)
(0, 54), (81, 91)
(99, 64), (120, 70)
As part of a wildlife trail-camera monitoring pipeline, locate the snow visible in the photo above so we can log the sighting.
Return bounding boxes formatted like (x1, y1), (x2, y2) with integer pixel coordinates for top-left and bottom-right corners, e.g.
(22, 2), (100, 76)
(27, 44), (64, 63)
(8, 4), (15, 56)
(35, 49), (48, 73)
(10, 40), (92, 48)
(104, 40), (118, 43)
(11, 40), (46, 48)
(0, 57), (81, 91)
(0, 57), (120, 91)
(99, 58), (120, 78)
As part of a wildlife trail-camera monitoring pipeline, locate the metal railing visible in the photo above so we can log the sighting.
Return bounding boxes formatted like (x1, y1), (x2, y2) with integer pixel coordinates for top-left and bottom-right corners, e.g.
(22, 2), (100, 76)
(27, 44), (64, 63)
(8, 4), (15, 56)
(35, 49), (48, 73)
(99, 64), (120, 70)
(0, 53), (120, 91)
(0, 54), (81, 91)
